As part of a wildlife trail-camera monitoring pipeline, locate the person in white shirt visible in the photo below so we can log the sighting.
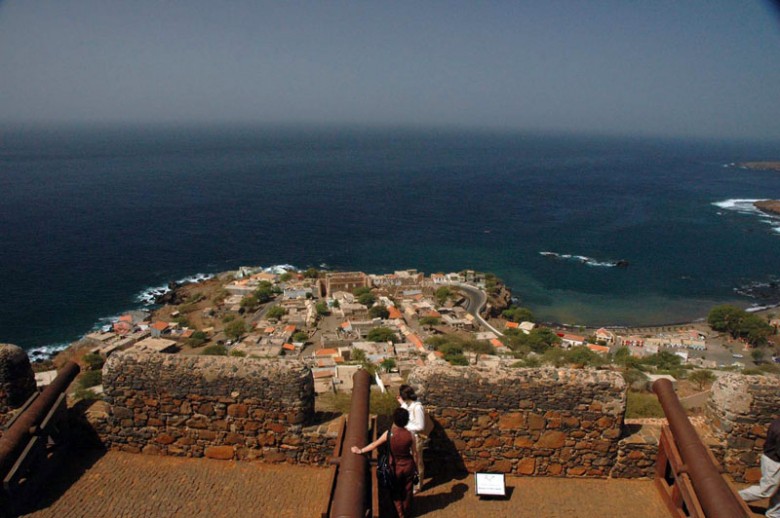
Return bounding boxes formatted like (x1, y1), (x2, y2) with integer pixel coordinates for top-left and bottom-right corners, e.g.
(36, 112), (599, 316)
(397, 384), (426, 493)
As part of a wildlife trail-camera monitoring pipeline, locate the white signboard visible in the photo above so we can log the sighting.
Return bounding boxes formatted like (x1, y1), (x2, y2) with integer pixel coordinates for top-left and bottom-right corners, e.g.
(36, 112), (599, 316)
(474, 472), (506, 497)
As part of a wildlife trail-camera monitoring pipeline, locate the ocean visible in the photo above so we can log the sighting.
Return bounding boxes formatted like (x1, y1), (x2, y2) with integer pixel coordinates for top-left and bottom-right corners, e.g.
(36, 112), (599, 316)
(2, 125), (780, 357)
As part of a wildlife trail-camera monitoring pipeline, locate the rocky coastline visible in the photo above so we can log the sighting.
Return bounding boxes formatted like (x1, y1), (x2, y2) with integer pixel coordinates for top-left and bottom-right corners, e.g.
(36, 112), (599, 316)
(754, 199), (780, 217)
(738, 161), (780, 172)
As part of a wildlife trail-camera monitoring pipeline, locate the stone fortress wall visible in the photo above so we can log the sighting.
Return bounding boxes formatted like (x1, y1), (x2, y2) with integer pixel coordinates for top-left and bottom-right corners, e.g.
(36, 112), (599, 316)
(409, 365), (627, 477)
(0, 344), (37, 436)
(5, 343), (778, 482)
(706, 374), (780, 482)
(96, 350), (336, 464)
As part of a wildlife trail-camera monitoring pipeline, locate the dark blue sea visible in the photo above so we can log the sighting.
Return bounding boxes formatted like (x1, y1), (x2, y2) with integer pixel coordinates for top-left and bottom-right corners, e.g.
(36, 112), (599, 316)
(2, 125), (780, 356)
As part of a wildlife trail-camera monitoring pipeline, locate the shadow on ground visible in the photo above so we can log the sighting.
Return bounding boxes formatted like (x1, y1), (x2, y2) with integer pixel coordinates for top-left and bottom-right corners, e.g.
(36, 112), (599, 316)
(16, 446), (106, 516)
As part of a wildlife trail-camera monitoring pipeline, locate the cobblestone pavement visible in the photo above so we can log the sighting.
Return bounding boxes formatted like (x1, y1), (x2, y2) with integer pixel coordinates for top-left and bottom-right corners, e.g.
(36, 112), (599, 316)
(408, 473), (671, 518)
(21, 450), (331, 518)
(20, 449), (766, 518)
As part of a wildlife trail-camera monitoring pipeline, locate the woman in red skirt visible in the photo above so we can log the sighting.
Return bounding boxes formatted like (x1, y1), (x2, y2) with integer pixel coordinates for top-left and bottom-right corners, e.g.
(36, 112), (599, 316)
(352, 407), (417, 517)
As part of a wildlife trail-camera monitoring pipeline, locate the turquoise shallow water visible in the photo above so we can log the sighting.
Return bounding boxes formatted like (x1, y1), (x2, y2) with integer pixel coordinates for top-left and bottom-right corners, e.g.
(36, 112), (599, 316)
(1, 125), (780, 354)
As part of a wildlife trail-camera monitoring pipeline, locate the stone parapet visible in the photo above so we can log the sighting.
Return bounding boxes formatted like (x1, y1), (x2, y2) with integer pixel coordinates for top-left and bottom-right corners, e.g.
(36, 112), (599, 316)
(0, 344), (37, 433)
(706, 374), (780, 482)
(99, 350), (335, 465)
(409, 365), (626, 477)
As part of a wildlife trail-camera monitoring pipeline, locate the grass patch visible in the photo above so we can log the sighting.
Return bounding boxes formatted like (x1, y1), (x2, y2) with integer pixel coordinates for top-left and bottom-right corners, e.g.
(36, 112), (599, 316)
(626, 390), (665, 419)
(317, 387), (400, 416)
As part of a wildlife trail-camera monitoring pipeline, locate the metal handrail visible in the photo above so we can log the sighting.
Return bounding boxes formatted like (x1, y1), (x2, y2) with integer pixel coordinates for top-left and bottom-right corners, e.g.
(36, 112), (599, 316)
(330, 369), (371, 518)
(652, 378), (749, 518)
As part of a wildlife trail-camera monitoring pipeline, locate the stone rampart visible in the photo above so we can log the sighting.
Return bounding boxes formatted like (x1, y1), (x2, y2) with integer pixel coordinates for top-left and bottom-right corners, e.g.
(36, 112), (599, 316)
(408, 365), (626, 477)
(99, 350), (335, 464)
(0, 344), (37, 433)
(706, 374), (780, 482)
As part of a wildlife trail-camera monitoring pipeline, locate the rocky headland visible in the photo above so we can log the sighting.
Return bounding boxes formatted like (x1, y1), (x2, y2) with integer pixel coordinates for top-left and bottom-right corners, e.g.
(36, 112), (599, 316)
(754, 199), (780, 216)
(738, 161), (780, 172)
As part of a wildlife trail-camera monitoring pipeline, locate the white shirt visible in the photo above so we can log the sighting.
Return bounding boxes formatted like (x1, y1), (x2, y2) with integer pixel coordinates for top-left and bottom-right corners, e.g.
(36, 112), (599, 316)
(401, 400), (425, 435)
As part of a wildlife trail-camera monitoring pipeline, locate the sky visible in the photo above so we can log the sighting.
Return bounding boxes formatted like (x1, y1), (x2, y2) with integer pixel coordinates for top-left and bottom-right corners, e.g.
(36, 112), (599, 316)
(1, 1), (779, 140)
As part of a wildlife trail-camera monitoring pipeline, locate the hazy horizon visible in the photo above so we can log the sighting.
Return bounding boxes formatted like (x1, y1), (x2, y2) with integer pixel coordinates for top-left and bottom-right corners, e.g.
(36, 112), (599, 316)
(1, 1), (779, 141)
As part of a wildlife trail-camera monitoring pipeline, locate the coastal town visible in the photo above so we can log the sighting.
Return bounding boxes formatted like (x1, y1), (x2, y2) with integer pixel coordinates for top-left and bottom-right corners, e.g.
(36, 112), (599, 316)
(68, 265), (780, 399)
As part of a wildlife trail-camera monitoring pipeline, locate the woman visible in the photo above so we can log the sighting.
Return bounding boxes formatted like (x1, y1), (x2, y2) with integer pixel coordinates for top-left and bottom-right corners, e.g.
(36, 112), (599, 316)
(397, 384), (426, 493)
(352, 407), (417, 518)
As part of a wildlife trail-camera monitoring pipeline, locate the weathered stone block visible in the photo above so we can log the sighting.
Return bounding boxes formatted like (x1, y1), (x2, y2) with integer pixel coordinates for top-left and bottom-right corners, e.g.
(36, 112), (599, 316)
(205, 446), (235, 460)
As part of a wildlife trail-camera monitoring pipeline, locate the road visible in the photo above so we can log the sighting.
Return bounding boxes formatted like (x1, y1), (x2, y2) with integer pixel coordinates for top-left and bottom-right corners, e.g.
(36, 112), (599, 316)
(450, 283), (503, 336)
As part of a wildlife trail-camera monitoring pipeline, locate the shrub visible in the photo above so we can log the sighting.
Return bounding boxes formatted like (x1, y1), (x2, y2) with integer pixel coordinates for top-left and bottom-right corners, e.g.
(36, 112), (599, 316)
(224, 318), (248, 341)
(203, 344), (228, 356)
(267, 305), (286, 320)
(188, 331), (208, 347)
(79, 369), (103, 388)
(626, 391), (665, 418)
(229, 349), (247, 357)
(367, 327), (398, 343)
(358, 292), (376, 306)
(368, 305), (390, 319)
(315, 302), (330, 316)
(83, 353), (104, 371)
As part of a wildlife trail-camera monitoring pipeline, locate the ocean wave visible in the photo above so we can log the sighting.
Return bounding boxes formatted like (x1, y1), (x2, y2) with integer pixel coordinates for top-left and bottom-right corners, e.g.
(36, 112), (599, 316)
(136, 272), (216, 305)
(712, 198), (764, 214)
(263, 264), (297, 274)
(27, 342), (70, 362)
(539, 251), (627, 268)
(713, 198), (780, 233)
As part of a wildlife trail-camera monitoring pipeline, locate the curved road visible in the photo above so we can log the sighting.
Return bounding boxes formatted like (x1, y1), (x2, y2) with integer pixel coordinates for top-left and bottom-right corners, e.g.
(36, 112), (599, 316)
(450, 283), (503, 336)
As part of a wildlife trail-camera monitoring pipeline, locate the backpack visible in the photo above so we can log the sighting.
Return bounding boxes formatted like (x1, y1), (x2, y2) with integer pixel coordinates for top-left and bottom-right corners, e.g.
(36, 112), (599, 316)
(376, 430), (396, 488)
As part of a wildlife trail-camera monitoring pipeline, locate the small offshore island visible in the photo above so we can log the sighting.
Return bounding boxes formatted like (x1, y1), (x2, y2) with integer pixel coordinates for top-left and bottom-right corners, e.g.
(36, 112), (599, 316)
(42, 264), (778, 401)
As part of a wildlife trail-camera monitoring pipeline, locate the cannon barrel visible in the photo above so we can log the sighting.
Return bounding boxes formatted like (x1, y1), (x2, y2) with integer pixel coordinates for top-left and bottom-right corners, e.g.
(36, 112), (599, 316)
(330, 369), (371, 518)
(0, 361), (80, 478)
(653, 378), (748, 518)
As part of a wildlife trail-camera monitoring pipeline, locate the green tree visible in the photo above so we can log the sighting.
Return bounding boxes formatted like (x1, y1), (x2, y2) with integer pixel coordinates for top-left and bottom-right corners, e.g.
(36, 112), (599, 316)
(353, 286), (372, 297)
(380, 357), (397, 372)
(462, 340), (496, 362)
(279, 272), (293, 282)
(434, 286), (452, 306)
(358, 292), (376, 306)
(707, 304), (744, 335)
(643, 350), (682, 371)
(224, 318), (248, 341)
(740, 314), (773, 347)
(240, 295), (259, 310)
(368, 305), (390, 319)
(565, 346), (605, 367)
(502, 305), (535, 323)
(267, 305), (286, 320)
(292, 331), (309, 342)
(688, 369), (716, 390)
(303, 267), (320, 279)
(367, 326), (398, 343)
(315, 301), (330, 316)
(350, 348), (367, 363)
(254, 281), (276, 303)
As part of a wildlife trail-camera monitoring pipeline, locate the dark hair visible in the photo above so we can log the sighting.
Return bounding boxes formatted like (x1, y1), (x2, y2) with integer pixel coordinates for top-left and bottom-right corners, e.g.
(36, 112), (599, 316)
(393, 407), (410, 427)
(399, 384), (417, 402)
